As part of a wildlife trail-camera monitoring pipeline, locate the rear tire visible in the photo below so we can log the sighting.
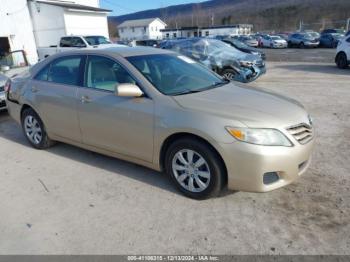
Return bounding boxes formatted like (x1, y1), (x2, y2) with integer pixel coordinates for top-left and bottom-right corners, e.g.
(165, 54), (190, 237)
(21, 108), (55, 149)
(165, 138), (225, 199)
(336, 53), (348, 69)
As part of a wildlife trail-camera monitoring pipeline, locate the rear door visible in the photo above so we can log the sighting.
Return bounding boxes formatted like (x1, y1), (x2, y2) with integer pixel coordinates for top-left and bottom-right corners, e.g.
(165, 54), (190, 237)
(31, 55), (84, 141)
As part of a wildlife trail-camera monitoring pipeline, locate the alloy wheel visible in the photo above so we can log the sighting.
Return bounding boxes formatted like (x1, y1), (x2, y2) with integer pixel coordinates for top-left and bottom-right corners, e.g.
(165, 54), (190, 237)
(24, 115), (43, 145)
(172, 149), (211, 193)
(223, 72), (235, 81)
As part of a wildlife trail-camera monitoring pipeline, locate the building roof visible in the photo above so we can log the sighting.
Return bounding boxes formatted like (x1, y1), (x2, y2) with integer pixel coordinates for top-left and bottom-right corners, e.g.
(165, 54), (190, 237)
(33, 0), (111, 12)
(161, 24), (253, 32)
(118, 18), (166, 28)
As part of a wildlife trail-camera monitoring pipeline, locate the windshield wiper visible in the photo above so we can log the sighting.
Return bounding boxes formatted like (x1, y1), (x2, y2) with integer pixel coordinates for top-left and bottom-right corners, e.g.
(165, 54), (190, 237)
(171, 80), (229, 96)
(172, 89), (203, 96)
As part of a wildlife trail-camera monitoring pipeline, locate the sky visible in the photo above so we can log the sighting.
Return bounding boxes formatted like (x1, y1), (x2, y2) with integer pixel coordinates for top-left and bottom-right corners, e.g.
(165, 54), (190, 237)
(100, 0), (205, 16)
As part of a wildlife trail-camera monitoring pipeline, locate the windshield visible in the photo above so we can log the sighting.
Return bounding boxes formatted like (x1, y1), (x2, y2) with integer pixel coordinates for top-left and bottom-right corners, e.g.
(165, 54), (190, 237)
(303, 34), (314, 40)
(229, 39), (249, 49)
(203, 39), (235, 53)
(127, 54), (227, 96)
(308, 32), (320, 38)
(271, 36), (282, 40)
(84, 36), (111, 45)
(332, 33), (344, 39)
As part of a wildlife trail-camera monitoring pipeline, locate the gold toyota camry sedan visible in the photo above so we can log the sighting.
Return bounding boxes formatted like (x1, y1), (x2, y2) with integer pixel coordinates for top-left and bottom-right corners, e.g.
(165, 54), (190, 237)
(5, 47), (314, 199)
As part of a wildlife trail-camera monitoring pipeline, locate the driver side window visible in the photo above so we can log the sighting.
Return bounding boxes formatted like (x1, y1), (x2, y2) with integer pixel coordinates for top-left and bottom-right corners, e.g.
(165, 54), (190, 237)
(85, 55), (136, 92)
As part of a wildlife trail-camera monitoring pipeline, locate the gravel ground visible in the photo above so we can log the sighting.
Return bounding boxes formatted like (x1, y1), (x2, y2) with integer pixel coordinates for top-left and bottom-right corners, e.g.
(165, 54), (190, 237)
(260, 48), (336, 63)
(0, 60), (349, 255)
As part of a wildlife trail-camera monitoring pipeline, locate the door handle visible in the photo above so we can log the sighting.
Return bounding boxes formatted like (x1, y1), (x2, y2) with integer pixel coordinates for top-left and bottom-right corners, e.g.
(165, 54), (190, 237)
(31, 86), (39, 93)
(81, 95), (92, 104)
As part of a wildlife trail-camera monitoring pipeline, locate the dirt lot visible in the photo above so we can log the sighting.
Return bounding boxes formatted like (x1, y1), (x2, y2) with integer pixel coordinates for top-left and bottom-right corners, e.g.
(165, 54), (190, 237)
(260, 47), (337, 63)
(0, 58), (349, 254)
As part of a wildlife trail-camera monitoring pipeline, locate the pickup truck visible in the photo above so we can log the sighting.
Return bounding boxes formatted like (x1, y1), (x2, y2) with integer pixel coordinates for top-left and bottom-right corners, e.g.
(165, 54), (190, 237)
(0, 50), (29, 111)
(37, 35), (125, 61)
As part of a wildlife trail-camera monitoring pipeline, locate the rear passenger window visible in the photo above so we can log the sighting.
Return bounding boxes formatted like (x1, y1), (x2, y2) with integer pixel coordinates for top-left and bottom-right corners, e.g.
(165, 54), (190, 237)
(48, 56), (82, 86)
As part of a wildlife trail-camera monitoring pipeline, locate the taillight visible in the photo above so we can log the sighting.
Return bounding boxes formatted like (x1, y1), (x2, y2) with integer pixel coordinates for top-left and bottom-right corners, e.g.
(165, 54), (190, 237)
(4, 80), (11, 93)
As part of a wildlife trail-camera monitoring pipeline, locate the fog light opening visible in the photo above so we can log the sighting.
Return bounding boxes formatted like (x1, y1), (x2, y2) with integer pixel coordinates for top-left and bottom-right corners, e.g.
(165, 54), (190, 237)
(263, 172), (280, 185)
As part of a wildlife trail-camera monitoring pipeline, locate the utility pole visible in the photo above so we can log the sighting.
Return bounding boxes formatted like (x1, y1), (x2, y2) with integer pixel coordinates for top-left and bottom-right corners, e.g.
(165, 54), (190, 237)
(347, 18), (350, 31)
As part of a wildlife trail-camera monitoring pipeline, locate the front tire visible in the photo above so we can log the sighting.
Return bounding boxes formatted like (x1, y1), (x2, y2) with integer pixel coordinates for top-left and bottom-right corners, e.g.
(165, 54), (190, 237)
(165, 138), (225, 199)
(21, 108), (55, 149)
(222, 68), (237, 82)
(336, 53), (348, 69)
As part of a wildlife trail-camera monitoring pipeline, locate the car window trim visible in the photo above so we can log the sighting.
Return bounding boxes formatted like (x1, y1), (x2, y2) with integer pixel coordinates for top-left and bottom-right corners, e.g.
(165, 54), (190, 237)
(81, 54), (149, 98)
(33, 54), (85, 87)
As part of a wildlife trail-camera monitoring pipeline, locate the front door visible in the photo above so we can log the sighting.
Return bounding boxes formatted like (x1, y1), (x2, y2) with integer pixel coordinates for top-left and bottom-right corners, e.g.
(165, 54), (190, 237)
(77, 55), (154, 162)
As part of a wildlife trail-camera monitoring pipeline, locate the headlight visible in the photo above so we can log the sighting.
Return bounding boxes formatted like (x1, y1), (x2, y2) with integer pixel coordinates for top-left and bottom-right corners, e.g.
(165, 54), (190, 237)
(239, 60), (254, 67)
(226, 127), (293, 146)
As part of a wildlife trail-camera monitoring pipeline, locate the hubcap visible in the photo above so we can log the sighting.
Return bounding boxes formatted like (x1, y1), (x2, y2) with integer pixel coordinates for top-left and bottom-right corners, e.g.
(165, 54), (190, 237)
(24, 115), (42, 145)
(172, 149), (211, 193)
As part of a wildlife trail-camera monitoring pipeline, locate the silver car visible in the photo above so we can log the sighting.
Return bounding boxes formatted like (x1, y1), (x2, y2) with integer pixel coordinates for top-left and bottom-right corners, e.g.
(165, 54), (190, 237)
(6, 47), (314, 199)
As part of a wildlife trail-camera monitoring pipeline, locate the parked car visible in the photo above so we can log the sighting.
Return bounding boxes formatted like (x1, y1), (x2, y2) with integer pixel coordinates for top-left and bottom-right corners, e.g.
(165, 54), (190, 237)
(130, 39), (161, 48)
(5, 47), (315, 199)
(335, 34), (350, 69)
(161, 38), (266, 83)
(260, 35), (288, 48)
(301, 30), (320, 41)
(321, 29), (346, 35)
(287, 33), (319, 48)
(222, 38), (266, 60)
(0, 50), (29, 111)
(37, 35), (124, 61)
(276, 33), (290, 41)
(236, 35), (259, 47)
(319, 33), (344, 48)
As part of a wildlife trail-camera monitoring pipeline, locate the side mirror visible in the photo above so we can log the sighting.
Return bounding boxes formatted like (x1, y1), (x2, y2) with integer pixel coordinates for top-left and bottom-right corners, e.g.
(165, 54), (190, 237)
(116, 83), (144, 97)
(0, 65), (10, 72)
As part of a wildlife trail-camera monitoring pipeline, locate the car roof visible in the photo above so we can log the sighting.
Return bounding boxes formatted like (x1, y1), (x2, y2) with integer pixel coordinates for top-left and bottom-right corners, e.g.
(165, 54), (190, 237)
(52, 46), (175, 58)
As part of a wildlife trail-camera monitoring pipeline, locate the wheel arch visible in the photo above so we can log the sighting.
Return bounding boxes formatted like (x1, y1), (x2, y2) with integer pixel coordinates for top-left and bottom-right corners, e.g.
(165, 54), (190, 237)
(20, 104), (37, 120)
(159, 132), (228, 184)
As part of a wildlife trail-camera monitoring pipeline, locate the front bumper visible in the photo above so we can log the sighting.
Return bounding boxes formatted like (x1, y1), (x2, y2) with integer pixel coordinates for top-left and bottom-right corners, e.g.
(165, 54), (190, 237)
(305, 42), (319, 47)
(236, 64), (266, 83)
(272, 43), (287, 48)
(219, 137), (315, 192)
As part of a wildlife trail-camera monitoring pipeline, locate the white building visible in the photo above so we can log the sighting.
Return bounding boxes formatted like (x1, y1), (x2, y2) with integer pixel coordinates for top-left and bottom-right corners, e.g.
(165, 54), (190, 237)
(161, 24), (254, 39)
(0, 0), (110, 64)
(118, 18), (167, 41)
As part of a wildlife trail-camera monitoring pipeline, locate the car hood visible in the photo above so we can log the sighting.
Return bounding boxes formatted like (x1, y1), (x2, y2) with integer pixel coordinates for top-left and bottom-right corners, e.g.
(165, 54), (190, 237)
(273, 39), (287, 43)
(172, 83), (309, 128)
(210, 49), (260, 63)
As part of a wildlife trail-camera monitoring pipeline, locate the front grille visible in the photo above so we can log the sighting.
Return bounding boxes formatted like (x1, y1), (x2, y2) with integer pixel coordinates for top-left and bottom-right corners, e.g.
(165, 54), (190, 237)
(286, 123), (313, 145)
(0, 100), (6, 108)
(0, 85), (4, 92)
